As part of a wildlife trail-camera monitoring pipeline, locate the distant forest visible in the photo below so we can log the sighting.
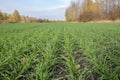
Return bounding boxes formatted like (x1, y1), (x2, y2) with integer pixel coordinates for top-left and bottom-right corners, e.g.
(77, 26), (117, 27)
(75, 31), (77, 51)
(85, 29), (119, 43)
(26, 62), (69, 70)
(0, 10), (49, 23)
(65, 0), (120, 22)
(0, 0), (120, 23)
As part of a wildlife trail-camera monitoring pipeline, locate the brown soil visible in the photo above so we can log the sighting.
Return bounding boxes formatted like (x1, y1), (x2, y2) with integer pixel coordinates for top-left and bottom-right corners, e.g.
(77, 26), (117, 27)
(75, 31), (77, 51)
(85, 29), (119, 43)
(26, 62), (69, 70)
(86, 73), (101, 80)
(49, 63), (68, 80)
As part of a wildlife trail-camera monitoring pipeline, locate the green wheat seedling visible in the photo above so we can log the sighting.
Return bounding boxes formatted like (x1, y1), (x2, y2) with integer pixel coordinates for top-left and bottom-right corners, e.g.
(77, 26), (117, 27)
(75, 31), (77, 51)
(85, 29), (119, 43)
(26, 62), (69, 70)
(0, 23), (120, 80)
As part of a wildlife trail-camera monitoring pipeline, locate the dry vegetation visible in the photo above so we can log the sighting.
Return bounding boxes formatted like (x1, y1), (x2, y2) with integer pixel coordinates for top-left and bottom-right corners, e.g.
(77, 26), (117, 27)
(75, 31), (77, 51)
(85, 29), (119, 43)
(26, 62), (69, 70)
(89, 19), (120, 23)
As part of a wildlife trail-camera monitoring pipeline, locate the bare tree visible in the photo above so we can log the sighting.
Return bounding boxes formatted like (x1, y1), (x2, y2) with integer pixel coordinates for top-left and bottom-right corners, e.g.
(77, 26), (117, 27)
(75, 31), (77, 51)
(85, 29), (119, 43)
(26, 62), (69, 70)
(65, 0), (120, 22)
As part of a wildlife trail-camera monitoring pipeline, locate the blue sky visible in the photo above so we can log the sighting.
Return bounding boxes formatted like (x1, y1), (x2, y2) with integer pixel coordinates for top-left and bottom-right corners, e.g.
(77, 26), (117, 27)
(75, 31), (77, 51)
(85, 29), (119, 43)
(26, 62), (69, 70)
(0, 0), (72, 20)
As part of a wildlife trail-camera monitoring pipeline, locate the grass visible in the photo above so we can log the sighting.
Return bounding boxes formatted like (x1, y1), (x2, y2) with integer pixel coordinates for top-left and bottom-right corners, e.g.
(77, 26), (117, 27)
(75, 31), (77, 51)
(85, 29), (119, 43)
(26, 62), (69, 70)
(0, 23), (120, 80)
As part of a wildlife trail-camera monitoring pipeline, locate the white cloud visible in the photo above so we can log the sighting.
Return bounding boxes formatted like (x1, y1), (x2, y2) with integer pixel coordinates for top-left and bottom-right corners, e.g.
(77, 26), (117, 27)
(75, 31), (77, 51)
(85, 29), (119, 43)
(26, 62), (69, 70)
(0, 0), (72, 20)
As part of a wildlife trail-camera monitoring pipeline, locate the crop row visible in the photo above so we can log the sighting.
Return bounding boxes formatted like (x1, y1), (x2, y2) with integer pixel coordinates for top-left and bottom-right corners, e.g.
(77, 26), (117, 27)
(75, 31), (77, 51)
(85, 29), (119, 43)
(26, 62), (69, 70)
(0, 23), (120, 80)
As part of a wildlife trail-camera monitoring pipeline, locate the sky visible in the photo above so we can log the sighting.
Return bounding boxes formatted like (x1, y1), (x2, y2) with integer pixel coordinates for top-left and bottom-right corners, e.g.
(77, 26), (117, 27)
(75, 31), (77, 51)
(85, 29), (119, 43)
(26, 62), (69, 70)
(0, 0), (72, 20)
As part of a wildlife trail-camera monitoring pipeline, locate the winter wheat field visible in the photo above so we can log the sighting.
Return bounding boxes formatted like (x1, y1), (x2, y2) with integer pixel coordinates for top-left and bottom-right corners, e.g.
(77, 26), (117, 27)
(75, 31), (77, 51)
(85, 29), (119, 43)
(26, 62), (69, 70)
(0, 23), (120, 80)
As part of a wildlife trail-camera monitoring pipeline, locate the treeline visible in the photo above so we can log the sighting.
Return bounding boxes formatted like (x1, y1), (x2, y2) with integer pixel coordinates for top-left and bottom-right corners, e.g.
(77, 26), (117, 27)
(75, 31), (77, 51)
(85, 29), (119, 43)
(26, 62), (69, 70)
(65, 0), (120, 22)
(0, 10), (49, 23)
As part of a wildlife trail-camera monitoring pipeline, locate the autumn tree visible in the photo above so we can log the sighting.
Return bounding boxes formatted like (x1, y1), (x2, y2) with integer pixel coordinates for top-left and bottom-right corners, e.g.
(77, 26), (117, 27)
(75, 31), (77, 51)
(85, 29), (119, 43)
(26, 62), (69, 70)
(81, 0), (94, 21)
(13, 10), (20, 22)
(65, 0), (120, 22)
(0, 9), (49, 23)
(21, 16), (26, 23)
(0, 11), (3, 20)
(2, 13), (8, 20)
(116, 0), (120, 19)
(7, 14), (14, 23)
(65, 1), (80, 21)
(65, 7), (73, 21)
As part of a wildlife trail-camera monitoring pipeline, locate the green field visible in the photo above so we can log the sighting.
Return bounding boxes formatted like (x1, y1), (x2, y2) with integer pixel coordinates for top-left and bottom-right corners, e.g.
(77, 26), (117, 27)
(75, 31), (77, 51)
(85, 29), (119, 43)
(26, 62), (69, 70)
(0, 23), (120, 80)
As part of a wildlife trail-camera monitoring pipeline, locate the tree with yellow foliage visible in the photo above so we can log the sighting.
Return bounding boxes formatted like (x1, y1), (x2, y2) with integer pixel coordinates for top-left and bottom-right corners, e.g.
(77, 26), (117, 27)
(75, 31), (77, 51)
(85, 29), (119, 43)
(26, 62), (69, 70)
(13, 10), (20, 22)
(0, 10), (3, 20)
(65, 0), (120, 22)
